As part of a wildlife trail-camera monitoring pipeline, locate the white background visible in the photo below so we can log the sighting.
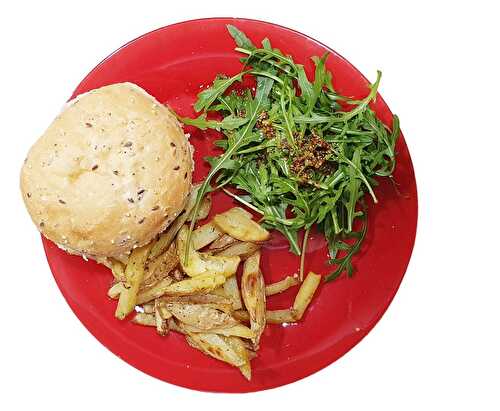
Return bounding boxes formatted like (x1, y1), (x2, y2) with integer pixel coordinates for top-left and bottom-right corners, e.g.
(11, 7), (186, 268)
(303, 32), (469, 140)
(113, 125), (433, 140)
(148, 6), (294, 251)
(1, 1), (499, 410)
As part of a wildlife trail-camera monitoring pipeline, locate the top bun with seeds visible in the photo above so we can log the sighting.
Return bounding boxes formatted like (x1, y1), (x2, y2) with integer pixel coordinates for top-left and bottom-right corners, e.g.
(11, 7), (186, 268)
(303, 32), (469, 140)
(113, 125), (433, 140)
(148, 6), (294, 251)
(20, 82), (193, 260)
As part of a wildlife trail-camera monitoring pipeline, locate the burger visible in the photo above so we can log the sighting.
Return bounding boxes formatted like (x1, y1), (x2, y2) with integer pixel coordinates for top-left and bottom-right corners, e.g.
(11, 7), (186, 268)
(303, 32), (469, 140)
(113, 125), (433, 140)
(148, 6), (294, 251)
(20, 82), (194, 266)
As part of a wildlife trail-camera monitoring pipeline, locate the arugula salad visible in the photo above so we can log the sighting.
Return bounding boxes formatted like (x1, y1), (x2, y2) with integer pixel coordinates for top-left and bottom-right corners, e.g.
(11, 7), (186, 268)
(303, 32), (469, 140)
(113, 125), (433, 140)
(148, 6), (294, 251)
(181, 25), (400, 282)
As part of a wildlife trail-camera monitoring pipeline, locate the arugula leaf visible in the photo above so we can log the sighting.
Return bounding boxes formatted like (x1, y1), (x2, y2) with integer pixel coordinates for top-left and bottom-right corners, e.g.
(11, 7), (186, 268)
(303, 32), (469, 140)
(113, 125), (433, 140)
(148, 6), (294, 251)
(180, 113), (249, 131)
(194, 71), (248, 112)
(227, 24), (255, 50)
(297, 65), (315, 113)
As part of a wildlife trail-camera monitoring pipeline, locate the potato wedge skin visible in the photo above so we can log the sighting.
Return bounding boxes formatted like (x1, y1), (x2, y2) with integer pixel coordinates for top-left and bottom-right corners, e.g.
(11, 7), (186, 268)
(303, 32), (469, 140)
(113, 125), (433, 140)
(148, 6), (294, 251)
(185, 333), (247, 367)
(215, 242), (261, 260)
(165, 303), (238, 330)
(241, 251), (266, 347)
(208, 234), (238, 251)
(213, 207), (270, 242)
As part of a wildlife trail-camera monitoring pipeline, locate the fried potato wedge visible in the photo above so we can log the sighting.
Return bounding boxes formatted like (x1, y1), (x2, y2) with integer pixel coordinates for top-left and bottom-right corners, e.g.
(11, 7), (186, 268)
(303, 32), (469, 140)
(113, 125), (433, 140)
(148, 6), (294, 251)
(166, 303), (238, 330)
(215, 241), (261, 260)
(177, 225), (240, 278)
(293, 271), (321, 320)
(107, 282), (125, 299)
(115, 243), (152, 320)
(187, 195), (212, 222)
(185, 333), (247, 368)
(161, 272), (226, 296)
(241, 251), (266, 347)
(224, 275), (243, 310)
(179, 323), (255, 339)
(208, 234), (238, 251)
(132, 312), (156, 327)
(136, 276), (174, 305)
(213, 207), (270, 242)
(142, 243), (178, 288)
(233, 308), (299, 324)
(161, 294), (233, 313)
(192, 222), (222, 250)
(265, 275), (300, 296)
(226, 337), (252, 381)
(148, 185), (200, 260)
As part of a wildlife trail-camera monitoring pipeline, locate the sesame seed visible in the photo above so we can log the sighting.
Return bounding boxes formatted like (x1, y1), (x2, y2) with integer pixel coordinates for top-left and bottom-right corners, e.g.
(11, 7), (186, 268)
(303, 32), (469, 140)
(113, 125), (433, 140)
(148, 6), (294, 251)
(91, 165), (98, 171)
(58, 199), (66, 204)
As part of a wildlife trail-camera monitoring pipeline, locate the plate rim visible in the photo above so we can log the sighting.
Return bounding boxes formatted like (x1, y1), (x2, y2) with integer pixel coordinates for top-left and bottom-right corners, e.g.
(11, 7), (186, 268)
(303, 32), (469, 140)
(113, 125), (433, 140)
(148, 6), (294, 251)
(45, 16), (419, 393)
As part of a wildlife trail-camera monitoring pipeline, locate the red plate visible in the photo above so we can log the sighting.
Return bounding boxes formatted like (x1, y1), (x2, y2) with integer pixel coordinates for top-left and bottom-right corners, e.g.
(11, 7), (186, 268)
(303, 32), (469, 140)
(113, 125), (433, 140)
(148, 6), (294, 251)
(42, 18), (417, 392)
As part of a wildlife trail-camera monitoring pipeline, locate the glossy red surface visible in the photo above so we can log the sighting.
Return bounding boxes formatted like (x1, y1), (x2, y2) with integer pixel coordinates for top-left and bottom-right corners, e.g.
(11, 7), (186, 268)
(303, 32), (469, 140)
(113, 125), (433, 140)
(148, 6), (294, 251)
(42, 18), (418, 392)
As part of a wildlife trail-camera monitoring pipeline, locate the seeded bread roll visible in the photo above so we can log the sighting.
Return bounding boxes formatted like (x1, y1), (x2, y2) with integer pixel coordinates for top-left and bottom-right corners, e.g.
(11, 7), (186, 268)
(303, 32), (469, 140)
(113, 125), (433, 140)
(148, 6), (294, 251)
(20, 82), (193, 259)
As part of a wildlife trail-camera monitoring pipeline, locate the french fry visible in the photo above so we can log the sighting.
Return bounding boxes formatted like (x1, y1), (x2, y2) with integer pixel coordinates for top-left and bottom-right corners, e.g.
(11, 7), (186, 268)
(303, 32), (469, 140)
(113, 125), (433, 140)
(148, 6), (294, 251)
(154, 299), (168, 336)
(208, 234), (238, 251)
(213, 207), (270, 242)
(192, 222), (222, 250)
(142, 243), (178, 288)
(160, 272), (226, 296)
(224, 275), (243, 310)
(177, 225), (240, 278)
(148, 185), (200, 260)
(110, 259), (126, 282)
(187, 195), (212, 222)
(265, 275), (300, 296)
(107, 282), (125, 299)
(136, 276), (174, 305)
(233, 309), (299, 324)
(215, 241), (261, 260)
(115, 243), (152, 320)
(132, 312), (156, 327)
(293, 271), (321, 320)
(165, 303), (238, 330)
(241, 251), (266, 347)
(185, 333), (247, 367)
